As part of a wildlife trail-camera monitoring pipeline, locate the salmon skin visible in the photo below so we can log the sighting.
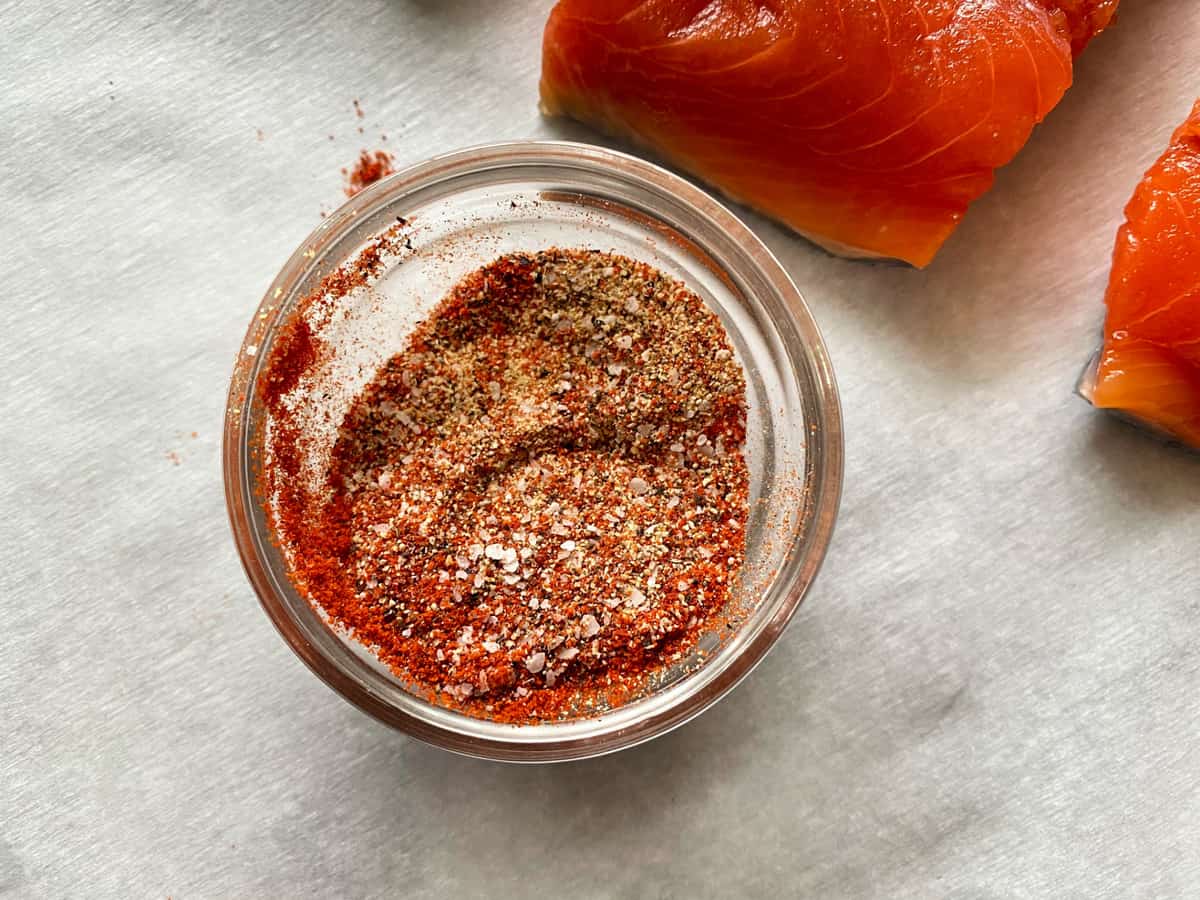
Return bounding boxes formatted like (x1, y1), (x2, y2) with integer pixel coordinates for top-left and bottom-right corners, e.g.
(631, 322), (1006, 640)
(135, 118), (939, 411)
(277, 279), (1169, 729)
(540, 0), (1118, 268)
(1078, 101), (1200, 450)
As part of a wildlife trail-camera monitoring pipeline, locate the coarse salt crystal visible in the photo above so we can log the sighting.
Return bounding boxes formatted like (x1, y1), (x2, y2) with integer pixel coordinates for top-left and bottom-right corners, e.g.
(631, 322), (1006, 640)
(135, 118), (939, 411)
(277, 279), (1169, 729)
(485, 543), (506, 560)
(525, 652), (546, 674)
(629, 477), (650, 496)
(615, 334), (633, 350)
(557, 647), (579, 661)
(560, 540), (576, 552)
(482, 640), (501, 653)
(581, 614), (601, 637)
(670, 443), (684, 453)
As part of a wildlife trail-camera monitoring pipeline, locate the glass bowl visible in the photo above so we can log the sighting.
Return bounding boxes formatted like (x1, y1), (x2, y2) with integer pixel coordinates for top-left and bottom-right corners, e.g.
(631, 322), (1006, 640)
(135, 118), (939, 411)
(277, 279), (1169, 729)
(223, 141), (843, 762)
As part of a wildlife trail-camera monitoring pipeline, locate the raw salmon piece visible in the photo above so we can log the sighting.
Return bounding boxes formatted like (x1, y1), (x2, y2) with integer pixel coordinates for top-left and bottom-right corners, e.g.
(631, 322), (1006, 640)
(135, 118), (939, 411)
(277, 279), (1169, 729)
(1080, 101), (1200, 449)
(540, 0), (1119, 268)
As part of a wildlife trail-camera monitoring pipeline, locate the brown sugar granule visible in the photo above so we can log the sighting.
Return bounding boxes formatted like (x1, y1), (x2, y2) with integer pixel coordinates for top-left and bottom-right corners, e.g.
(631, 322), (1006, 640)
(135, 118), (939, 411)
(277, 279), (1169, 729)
(269, 248), (750, 722)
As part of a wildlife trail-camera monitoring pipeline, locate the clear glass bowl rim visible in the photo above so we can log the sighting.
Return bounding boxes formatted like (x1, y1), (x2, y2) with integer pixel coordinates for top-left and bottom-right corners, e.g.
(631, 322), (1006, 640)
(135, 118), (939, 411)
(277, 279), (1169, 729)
(223, 140), (844, 762)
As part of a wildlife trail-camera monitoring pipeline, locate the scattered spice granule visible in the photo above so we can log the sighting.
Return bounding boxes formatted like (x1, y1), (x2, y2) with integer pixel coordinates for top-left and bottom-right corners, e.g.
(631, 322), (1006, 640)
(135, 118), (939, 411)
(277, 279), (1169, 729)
(353, 98), (364, 118)
(266, 248), (750, 722)
(343, 149), (395, 197)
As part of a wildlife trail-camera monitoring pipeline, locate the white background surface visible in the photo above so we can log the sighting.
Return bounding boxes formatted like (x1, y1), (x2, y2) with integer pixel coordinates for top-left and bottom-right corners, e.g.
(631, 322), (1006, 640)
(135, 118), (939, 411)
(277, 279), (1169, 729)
(3, 1), (1199, 897)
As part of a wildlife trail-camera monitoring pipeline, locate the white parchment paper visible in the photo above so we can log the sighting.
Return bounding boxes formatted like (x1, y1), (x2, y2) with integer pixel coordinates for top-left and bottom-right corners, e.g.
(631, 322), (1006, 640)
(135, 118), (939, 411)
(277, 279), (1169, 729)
(2, 1), (1198, 897)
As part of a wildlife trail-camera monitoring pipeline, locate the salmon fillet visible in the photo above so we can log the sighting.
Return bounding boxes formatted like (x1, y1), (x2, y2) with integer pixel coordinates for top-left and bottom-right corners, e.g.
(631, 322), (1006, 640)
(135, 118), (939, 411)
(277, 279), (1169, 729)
(1084, 101), (1200, 449)
(540, 0), (1119, 267)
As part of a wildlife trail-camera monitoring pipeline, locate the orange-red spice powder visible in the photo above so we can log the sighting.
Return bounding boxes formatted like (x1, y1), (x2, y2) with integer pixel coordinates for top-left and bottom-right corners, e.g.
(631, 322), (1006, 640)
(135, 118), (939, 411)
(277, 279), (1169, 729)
(342, 149), (395, 197)
(262, 248), (750, 722)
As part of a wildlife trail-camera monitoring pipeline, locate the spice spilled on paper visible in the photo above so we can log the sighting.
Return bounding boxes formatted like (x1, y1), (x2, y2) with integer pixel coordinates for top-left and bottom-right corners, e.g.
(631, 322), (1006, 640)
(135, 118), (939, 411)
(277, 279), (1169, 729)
(342, 149), (395, 197)
(263, 248), (751, 722)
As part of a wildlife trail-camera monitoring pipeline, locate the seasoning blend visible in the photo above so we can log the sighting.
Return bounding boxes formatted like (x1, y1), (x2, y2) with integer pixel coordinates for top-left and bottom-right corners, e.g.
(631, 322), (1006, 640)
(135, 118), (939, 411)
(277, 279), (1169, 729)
(265, 248), (752, 722)
(342, 149), (395, 197)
